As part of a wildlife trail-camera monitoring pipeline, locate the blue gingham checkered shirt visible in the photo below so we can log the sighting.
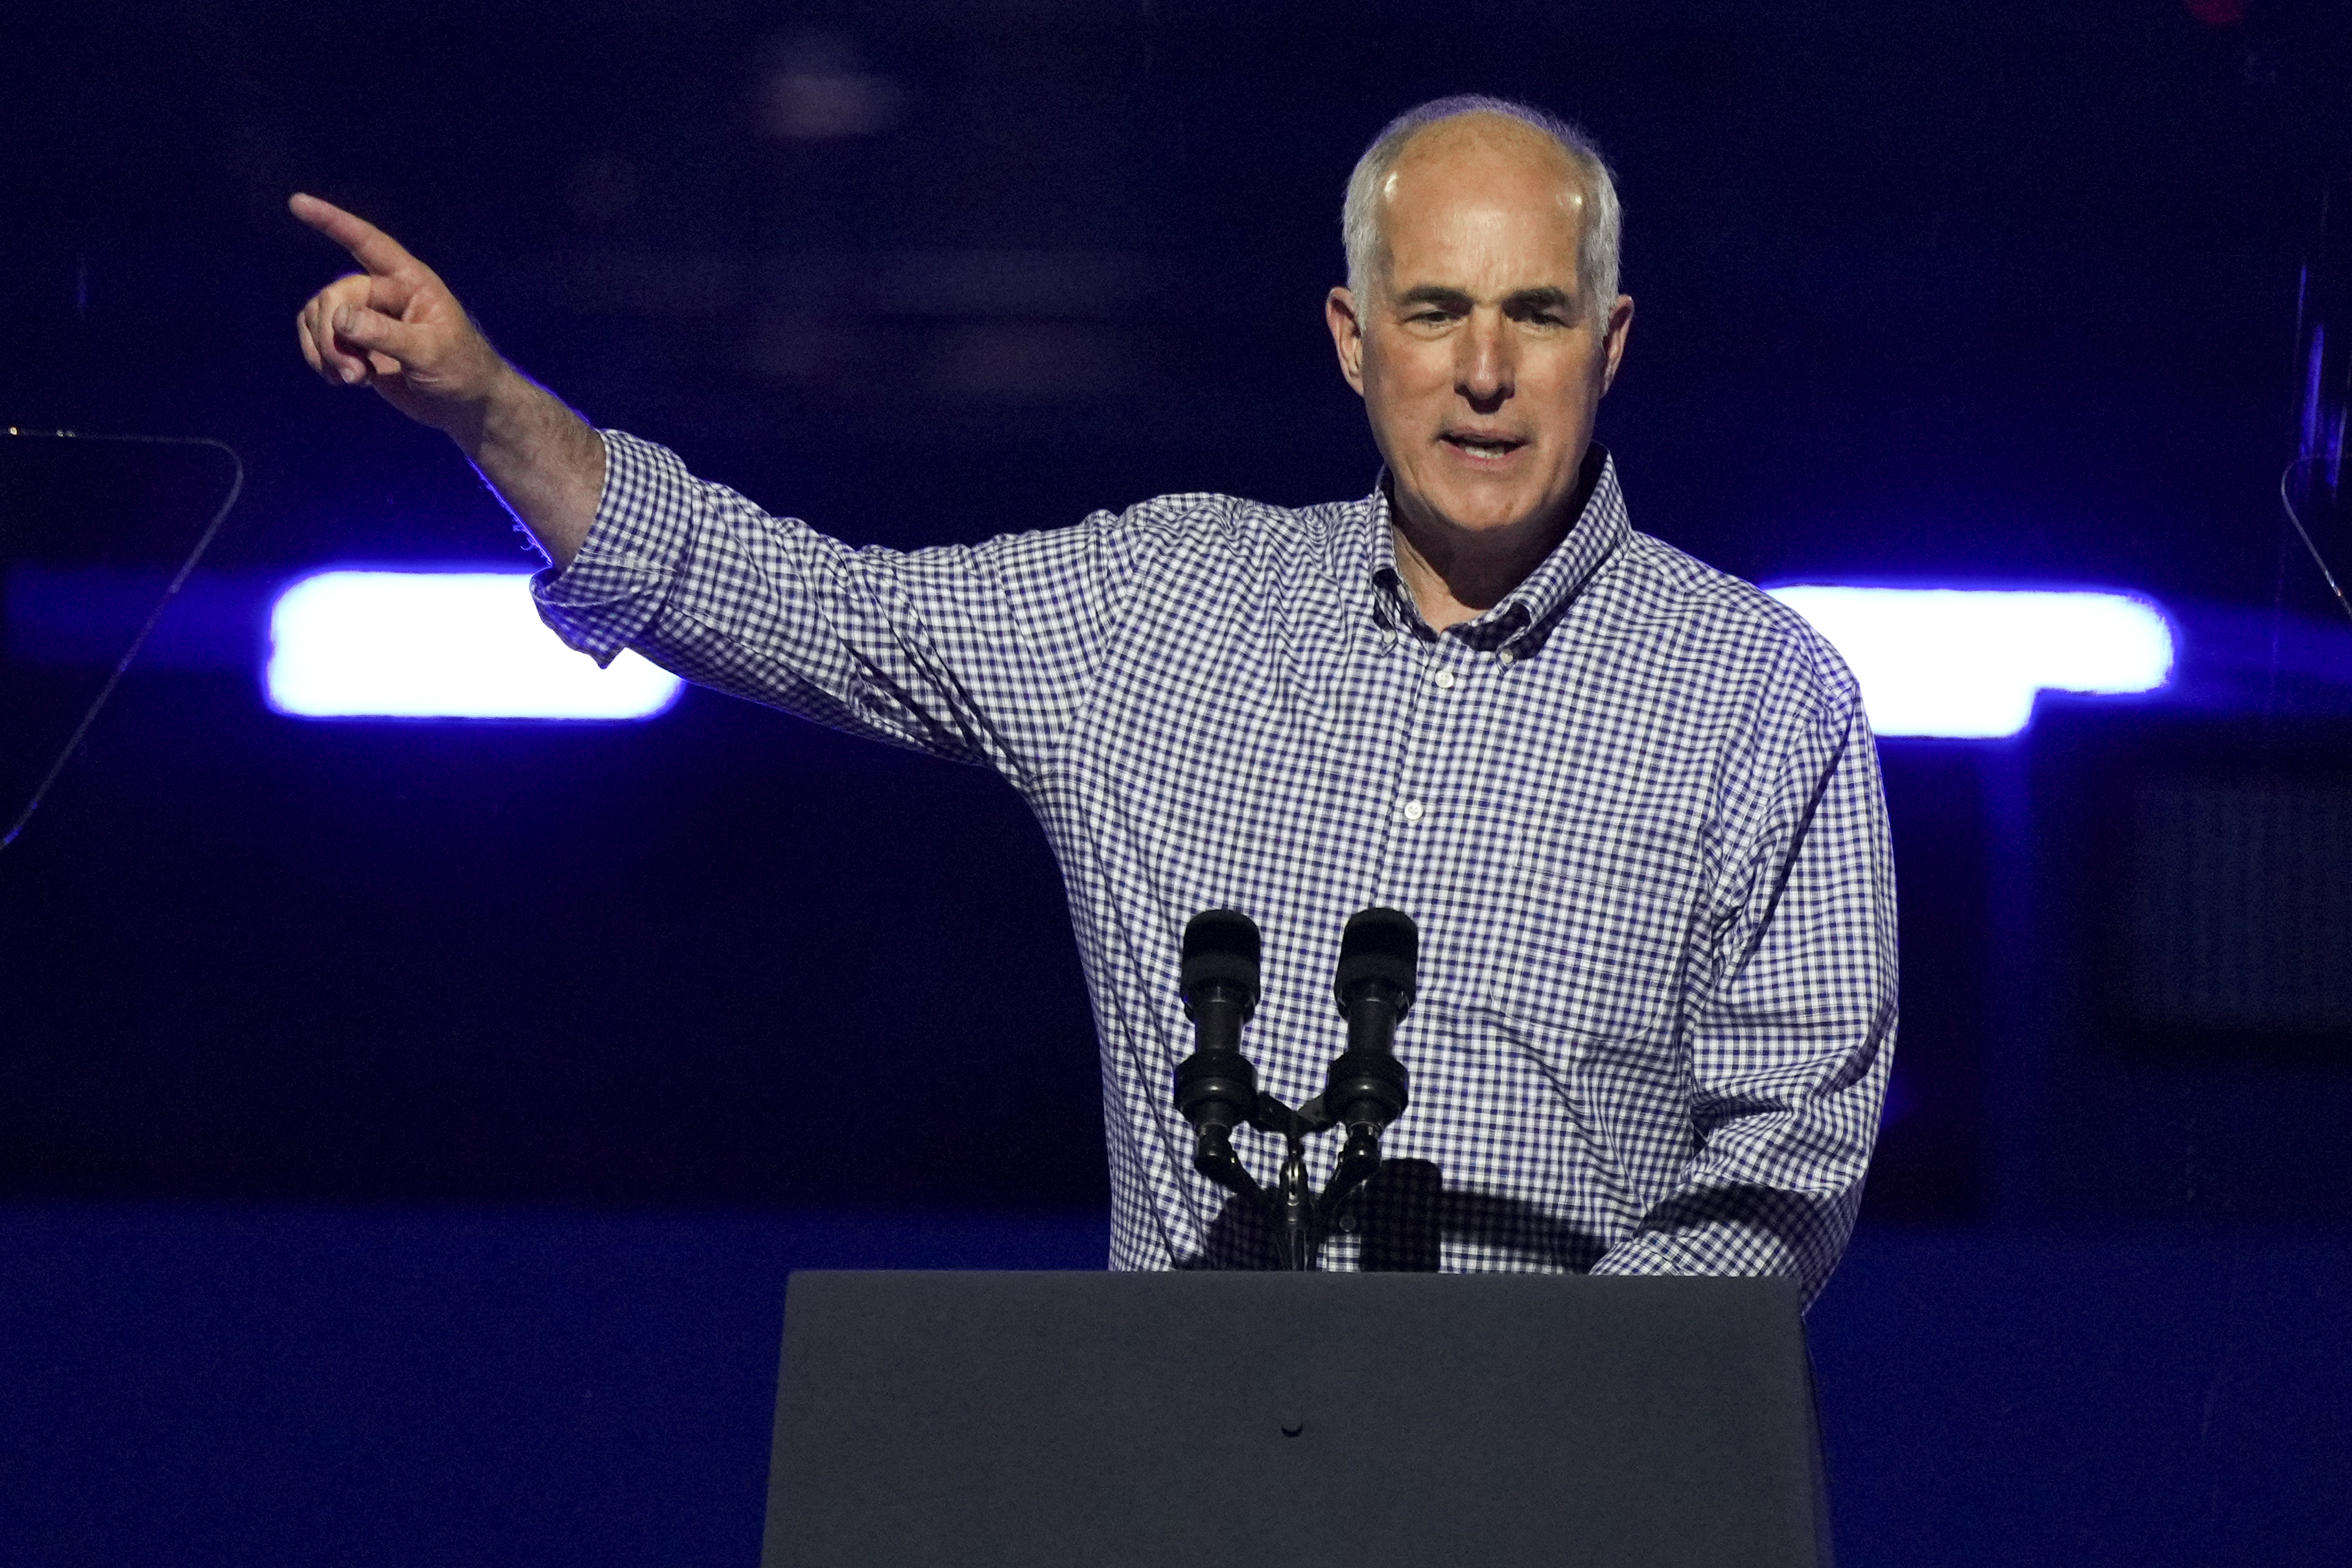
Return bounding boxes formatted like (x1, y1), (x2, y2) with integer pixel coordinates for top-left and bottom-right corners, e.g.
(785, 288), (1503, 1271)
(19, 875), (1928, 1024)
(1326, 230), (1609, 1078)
(536, 431), (1897, 1298)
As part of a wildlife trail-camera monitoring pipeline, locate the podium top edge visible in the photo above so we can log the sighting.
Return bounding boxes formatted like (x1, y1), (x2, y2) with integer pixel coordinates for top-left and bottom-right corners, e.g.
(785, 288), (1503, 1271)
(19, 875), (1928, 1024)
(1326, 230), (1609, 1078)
(780, 1269), (1804, 1296)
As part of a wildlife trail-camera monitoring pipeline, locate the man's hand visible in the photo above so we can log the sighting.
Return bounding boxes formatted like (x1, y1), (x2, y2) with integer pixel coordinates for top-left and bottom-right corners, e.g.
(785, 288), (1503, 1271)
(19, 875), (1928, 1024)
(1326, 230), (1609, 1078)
(289, 193), (604, 566)
(290, 193), (505, 436)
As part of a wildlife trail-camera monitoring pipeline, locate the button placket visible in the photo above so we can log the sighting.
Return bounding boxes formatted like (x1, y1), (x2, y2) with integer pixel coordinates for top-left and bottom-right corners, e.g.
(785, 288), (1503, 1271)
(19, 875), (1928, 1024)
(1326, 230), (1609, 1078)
(1391, 635), (1450, 839)
(1359, 596), (1433, 895)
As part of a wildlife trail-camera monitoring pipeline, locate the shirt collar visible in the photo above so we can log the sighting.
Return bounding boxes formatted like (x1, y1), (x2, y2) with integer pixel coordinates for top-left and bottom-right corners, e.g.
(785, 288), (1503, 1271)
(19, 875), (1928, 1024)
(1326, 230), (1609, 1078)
(1352, 443), (1631, 650)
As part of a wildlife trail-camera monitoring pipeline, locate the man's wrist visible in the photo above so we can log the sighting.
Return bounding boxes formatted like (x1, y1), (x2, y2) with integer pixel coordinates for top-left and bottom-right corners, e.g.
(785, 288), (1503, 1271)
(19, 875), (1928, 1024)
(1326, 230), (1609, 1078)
(455, 362), (548, 461)
(453, 368), (603, 567)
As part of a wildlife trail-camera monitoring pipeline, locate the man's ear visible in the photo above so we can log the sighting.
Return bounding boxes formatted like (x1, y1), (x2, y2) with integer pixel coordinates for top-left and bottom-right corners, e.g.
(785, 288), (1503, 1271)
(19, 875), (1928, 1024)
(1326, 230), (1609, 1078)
(1597, 294), (1634, 395)
(1326, 287), (1367, 396)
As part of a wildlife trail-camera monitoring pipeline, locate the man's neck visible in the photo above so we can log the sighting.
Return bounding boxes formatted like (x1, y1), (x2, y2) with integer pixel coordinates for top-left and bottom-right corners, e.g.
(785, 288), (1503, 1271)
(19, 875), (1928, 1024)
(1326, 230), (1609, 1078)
(1384, 447), (1603, 633)
(1389, 500), (1571, 633)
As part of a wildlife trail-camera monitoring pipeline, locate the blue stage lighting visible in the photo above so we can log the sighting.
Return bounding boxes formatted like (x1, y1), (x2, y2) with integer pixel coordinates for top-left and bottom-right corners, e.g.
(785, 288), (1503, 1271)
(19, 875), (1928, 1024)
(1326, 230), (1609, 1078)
(266, 570), (683, 720)
(1765, 585), (2174, 739)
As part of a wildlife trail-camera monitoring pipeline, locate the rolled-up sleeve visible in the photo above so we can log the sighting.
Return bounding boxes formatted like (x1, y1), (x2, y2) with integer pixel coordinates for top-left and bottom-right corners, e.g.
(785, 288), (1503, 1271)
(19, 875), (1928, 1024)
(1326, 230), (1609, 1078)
(531, 430), (697, 666)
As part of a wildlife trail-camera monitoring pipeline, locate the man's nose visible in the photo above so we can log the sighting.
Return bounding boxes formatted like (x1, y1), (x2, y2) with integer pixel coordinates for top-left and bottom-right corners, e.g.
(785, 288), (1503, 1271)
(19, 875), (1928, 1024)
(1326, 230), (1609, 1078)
(1455, 311), (1513, 412)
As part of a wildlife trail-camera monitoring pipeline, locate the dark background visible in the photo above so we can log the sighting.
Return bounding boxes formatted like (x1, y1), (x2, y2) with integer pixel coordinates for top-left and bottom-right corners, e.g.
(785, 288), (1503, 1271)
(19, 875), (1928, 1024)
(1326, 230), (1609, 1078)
(5, 2), (2352, 1563)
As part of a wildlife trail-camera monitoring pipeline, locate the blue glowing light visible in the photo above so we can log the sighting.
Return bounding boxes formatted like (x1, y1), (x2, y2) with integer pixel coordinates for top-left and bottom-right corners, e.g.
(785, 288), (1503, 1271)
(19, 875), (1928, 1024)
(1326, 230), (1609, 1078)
(1764, 585), (2174, 739)
(266, 570), (683, 720)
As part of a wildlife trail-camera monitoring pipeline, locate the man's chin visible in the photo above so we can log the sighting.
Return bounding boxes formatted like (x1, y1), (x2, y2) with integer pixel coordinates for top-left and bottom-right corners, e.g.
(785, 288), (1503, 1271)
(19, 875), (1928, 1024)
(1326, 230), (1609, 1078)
(1401, 487), (1551, 541)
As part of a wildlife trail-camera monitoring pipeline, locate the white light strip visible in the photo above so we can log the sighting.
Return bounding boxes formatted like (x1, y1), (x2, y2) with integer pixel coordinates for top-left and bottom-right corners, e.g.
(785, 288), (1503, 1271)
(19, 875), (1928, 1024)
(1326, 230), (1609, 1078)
(266, 570), (682, 720)
(1765, 585), (2174, 739)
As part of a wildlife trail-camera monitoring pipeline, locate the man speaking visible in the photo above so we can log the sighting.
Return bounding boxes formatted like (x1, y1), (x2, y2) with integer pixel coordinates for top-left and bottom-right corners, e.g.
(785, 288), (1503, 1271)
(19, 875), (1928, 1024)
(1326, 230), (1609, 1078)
(292, 96), (1897, 1292)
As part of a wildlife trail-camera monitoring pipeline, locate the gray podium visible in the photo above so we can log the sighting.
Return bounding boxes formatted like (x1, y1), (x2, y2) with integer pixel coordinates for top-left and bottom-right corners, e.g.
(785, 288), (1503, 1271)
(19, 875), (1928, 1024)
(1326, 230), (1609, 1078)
(762, 1270), (1831, 1568)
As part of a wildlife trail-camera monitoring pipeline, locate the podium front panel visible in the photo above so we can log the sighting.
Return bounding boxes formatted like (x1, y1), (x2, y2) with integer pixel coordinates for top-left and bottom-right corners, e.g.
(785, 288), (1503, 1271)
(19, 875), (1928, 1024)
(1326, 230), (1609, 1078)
(763, 1270), (1828, 1568)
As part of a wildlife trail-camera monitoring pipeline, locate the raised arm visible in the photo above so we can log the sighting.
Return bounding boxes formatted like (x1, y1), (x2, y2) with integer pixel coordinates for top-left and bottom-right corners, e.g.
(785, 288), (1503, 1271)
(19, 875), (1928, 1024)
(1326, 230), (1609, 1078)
(289, 193), (603, 567)
(288, 192), (1186, 787)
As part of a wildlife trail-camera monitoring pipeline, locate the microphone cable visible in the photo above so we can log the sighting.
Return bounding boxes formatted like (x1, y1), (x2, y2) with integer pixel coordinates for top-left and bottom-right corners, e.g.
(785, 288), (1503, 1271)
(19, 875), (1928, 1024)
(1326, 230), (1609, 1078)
(1, 428), (246, 853)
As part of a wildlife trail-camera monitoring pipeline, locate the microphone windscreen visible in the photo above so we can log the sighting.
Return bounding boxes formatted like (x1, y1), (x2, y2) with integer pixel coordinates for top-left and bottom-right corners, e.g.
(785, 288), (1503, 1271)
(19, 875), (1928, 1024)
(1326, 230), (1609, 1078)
(1181, 909), (1262, 1007)
(1335, 906), (1418, 1010)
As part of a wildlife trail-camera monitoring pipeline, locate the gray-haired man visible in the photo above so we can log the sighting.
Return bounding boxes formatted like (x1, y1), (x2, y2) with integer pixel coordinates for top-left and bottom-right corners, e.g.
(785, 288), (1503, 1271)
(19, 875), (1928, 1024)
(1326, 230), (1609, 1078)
(293, 97), (1896, 1292)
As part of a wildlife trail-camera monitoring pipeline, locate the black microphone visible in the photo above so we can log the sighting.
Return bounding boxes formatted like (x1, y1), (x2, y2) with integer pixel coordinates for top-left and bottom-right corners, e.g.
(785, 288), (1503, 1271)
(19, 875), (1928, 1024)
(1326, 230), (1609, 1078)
(1324, 907), (1416, 1132)
(1173, 909), (1262, 1140)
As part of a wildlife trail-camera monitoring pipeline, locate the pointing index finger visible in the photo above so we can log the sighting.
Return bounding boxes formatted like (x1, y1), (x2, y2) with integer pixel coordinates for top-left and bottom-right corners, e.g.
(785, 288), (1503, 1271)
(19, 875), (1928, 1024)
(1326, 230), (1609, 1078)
(288, 192), (421, 280)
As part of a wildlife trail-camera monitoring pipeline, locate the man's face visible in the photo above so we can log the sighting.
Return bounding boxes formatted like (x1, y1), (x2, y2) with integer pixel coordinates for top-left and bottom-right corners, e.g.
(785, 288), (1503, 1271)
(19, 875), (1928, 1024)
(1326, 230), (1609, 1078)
(1328, 118), (1632, 548)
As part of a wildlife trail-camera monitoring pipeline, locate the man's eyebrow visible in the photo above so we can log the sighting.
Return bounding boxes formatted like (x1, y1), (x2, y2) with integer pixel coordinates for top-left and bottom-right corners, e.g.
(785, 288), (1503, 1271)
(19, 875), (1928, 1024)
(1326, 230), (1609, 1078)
(1393, 285), (1474, 310)
(1502, 286), (1577, 314)
(1389, 284), (1580, 313)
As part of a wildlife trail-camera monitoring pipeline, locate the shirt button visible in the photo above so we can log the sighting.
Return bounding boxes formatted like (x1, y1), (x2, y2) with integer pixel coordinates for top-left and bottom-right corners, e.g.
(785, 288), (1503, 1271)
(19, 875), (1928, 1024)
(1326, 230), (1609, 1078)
(1402, 799), (1426, 823)
(1431, 668), (1457, 689)
(1496, 648), (1516, 665)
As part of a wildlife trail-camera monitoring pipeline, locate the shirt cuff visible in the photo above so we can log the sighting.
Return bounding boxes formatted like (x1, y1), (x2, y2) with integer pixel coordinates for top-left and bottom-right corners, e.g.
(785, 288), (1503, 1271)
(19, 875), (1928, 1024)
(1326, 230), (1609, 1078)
(530, 430), (696, 668)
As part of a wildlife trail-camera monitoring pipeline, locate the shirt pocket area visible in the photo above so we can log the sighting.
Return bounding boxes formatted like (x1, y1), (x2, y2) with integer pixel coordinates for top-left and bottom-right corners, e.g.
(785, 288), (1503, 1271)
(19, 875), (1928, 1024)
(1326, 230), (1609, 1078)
(1481, 815), (1704, 1046)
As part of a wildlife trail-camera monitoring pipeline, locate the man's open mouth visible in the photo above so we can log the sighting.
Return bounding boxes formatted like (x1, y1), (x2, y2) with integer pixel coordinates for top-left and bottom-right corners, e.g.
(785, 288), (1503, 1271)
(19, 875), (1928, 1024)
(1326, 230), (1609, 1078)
(1442, 433), (1527, 460)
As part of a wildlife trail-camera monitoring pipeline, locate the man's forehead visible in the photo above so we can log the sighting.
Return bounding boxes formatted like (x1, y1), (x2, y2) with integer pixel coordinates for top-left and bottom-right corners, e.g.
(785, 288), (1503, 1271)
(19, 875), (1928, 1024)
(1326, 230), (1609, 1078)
(1377, 119), (1586, 288)
(1382, 125), (1583, 235)
(1384, 113), (1585, 202)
